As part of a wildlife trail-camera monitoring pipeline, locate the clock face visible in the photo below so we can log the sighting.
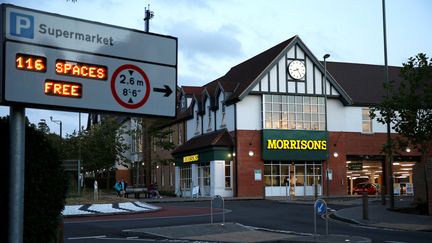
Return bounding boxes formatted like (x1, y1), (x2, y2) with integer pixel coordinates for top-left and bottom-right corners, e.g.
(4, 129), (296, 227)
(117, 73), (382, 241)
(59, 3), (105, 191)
(288, 60), (306, 80)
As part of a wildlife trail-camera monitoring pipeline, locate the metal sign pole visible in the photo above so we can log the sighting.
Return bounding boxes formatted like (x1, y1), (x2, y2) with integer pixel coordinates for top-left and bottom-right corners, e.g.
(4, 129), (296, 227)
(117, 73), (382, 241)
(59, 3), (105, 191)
(9, 106), (26, 243)
(314, 202), (317, 237)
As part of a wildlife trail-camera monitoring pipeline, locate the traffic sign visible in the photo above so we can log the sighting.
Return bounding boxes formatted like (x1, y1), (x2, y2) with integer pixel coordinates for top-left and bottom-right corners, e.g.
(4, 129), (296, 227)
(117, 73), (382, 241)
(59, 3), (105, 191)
(314, 199), (327, 216)
(0, 4), (177, 117)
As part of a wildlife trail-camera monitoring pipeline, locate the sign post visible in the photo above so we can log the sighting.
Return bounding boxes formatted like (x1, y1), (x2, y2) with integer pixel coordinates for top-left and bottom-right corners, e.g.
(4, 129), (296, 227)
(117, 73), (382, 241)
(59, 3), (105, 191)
(314, 199), (328, 236)
(1, 4), (177, 243)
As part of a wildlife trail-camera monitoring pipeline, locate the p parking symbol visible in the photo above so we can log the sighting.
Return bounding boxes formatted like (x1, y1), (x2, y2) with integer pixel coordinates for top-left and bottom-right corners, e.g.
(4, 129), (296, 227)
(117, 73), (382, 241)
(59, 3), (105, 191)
(10, 12), (34, 39)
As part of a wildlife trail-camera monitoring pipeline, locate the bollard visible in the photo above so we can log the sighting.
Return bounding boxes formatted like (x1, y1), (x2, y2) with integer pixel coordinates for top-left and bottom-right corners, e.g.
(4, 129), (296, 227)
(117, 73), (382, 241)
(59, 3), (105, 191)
(362, 192), (368, 220)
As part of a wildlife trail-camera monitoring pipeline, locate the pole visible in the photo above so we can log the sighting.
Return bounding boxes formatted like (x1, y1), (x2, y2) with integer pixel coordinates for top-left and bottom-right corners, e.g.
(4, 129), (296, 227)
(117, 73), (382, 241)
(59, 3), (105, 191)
(78, 112), (81, 195)
(9, 106), (26, 243)
(323, 54), (330, 197)
(382, 0), (394, 209)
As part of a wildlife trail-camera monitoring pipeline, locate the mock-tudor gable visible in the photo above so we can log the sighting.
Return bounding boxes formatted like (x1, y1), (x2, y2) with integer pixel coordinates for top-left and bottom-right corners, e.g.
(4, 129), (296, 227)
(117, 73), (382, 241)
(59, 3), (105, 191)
(244, 36), (351, 104)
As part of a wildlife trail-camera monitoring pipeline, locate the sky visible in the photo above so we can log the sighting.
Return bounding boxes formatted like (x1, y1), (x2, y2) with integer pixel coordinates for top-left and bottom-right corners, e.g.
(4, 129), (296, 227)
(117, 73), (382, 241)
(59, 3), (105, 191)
(1, 0), (431, 136)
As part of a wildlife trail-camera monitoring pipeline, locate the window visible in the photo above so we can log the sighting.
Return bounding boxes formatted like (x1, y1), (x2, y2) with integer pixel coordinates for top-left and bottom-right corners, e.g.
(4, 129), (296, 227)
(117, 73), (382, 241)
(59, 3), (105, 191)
(221, 103), (226, 128)
(178, 124), (183, 145)
(264, 94), (325, 130)
(180, 165), (192, 190)
(225, 161), (231, 188)
(207, 106), (212, 131)
(195, 110), (200, 135)
(362, 108), (373, 133)
(168, 129), (173, 143)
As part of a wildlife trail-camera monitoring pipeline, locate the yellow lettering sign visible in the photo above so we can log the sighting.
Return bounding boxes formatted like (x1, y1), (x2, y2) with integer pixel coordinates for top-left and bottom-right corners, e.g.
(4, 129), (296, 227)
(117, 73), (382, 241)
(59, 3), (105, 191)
(183, 154), (199, 163)
(267, 139), (327, 151)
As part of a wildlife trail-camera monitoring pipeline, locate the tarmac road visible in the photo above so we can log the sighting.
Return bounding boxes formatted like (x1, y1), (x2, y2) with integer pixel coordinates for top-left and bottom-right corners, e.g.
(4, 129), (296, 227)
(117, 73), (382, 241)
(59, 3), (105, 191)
(64, 199), (432, 243)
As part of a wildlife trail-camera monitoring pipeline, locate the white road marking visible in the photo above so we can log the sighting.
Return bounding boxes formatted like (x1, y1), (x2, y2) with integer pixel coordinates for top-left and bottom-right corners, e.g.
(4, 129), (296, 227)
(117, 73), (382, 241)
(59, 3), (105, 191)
(67, 235), (106, 240)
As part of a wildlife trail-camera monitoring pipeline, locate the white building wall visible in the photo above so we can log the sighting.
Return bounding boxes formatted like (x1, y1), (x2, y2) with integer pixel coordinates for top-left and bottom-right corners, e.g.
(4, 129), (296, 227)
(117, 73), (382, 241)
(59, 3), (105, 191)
(186, 104), (201, 140)
(327, 99), (394, 133)
(236, 95), (262, 130)
(210, 160), (233, 197)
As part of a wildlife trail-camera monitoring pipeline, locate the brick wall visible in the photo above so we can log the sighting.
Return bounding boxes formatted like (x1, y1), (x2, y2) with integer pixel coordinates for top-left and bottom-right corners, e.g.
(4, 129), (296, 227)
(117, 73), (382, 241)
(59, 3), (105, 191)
(235, 130), (264, 197)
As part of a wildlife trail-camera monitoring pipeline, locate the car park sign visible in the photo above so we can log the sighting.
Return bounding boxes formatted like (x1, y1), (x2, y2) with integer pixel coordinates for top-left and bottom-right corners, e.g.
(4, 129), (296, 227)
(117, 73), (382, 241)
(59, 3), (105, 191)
(0, 4), (177, 117)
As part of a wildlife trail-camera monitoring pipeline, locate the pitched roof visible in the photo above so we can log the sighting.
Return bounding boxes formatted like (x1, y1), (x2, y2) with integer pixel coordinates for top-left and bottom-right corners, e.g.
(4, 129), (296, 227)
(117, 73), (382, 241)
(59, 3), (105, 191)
(171, 129), (234, 155)
(223, 36), (297, 102)
(325, 62), (403, 105)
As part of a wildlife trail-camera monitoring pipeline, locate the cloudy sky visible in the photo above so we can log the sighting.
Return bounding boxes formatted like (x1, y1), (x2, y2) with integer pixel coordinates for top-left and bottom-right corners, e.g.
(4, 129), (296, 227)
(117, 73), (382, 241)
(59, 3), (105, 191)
(1, 0), (431, 136)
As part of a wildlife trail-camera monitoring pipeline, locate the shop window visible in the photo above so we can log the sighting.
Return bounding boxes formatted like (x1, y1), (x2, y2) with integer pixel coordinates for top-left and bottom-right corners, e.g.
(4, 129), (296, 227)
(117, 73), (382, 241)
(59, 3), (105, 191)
(263, 94), (325, 130)
(225, 161), (232, 188)
(180, 165), (192, 190)
(362, 108), (373, 133)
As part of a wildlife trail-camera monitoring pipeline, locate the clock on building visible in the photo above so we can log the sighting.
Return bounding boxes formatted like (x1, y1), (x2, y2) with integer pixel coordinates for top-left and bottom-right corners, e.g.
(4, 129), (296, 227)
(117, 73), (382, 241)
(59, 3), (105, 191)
(288, 60), (306, 80)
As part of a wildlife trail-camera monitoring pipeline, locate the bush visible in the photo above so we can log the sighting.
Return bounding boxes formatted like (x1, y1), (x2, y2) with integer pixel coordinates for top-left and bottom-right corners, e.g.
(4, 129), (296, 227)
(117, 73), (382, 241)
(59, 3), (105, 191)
(1, 117), (68, 243)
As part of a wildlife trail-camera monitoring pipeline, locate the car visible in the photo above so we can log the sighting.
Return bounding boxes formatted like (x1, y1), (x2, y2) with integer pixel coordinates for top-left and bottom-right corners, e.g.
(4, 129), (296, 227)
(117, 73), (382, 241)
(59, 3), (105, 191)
(353, 182), (380, 195)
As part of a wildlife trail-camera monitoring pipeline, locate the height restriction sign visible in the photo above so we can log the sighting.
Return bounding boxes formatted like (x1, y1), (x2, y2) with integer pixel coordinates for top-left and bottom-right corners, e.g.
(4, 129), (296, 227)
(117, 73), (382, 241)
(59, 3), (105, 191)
(111, 64), (151, 109)
(0, 4), (177, 117)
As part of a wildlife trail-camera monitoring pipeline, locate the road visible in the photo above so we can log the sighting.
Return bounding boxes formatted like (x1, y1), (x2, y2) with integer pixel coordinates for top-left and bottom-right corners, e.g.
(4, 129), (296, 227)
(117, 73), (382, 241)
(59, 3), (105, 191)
(65, 200), (432, 243)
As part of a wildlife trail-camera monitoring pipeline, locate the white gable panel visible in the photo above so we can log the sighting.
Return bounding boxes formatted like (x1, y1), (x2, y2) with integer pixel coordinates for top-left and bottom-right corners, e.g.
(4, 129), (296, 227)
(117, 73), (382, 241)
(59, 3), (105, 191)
(326, 80), (331, 95)
(296, 45), (305, 59)
(261, 74), (269, 91)
(331, 86), (339, 96)
(306, 57), (314, 94)
(251, 83), (259, 91)
(288, 81), (296, 93)
(314, 67), (322, 95)
(269, 66), (278, 92)
(287, 48), (295, 59)
(297, 82), (305, 94)
(278, 58), (286, 93)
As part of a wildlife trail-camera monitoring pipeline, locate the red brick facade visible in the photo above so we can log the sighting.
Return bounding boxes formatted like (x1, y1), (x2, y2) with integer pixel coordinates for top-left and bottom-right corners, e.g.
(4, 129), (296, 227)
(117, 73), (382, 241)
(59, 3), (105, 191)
(234, 130), (421, 197)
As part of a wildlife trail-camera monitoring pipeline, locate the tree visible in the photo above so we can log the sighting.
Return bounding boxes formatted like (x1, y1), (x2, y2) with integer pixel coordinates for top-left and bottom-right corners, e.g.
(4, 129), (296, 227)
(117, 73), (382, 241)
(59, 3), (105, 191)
(371, 53), (432, 214)
(81, 116), (129, 175)
(1, 116), (68, 243)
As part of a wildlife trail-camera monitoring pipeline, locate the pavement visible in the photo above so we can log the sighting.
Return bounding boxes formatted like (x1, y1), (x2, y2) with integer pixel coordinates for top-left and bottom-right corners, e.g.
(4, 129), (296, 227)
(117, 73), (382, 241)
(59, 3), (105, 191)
(64, 195), (432, 242)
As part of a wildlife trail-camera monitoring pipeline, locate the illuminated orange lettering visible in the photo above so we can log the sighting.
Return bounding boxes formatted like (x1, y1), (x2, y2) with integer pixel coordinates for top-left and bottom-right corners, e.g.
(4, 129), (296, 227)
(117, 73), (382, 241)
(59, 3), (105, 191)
(97, 68), (105, 79)
(55, 59), (107, 80)
(16, 53), (47, 73)
(44, 80), (82, 98)
(64, 63), (73, 73)
(71, 85), (80, 96)
(54, 83), (62, 94)
(81, 66), (88, 77)
(55, 63), (63, 73)
(89, 67), (97, 78)
(72, 65), (80, 76)
(44, 82), (53, 93)
(62, 84), (71, 95)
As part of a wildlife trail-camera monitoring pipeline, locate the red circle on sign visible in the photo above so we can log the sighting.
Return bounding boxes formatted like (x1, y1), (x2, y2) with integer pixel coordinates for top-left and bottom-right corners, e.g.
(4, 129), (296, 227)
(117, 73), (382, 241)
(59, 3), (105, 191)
(110, 64), (151, 109)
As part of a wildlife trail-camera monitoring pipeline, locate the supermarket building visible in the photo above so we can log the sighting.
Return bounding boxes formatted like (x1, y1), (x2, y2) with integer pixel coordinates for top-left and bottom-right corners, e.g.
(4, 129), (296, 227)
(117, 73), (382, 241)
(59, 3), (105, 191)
(163, 35), (421, 198)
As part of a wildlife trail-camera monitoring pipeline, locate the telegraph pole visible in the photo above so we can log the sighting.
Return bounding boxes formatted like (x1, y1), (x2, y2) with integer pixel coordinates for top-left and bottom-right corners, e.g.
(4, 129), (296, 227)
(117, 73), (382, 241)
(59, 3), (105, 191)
(143, 5), (154, 188)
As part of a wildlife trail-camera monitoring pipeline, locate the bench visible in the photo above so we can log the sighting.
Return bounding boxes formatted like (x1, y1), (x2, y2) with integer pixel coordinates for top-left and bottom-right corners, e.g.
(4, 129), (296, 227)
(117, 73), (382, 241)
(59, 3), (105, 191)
(124, 187), (148, 199)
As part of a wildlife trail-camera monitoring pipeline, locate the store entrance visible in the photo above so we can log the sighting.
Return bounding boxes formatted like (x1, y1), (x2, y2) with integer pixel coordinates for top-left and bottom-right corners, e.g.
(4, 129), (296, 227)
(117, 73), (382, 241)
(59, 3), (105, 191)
(346, 160), (383, 195)
(264, 161), (322, 197)
(346, 159), (416, 196)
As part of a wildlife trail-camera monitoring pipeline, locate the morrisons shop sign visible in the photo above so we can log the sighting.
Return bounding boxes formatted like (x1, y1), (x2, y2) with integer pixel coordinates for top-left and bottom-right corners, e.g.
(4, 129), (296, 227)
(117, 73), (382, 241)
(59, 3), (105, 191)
(262, 130), (327, 161)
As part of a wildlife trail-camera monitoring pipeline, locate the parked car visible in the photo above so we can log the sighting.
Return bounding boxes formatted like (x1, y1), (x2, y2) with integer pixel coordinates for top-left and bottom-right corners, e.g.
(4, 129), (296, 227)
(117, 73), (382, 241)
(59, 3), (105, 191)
(353, 182), (380, 195)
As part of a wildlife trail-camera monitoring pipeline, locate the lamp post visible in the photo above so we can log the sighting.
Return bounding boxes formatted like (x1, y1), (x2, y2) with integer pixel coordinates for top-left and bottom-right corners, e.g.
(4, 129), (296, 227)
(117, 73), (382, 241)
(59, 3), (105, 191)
(323, 53), (330, 197)
(50, 116), (63, 138)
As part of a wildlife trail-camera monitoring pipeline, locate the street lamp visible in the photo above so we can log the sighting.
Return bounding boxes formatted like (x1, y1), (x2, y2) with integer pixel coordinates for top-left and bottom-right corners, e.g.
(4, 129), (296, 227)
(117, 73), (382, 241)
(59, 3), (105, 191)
(323, 54), (330, 197)
(50, 116), (63, 138)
